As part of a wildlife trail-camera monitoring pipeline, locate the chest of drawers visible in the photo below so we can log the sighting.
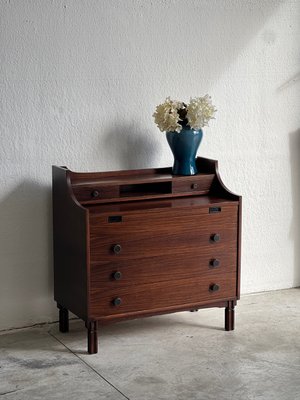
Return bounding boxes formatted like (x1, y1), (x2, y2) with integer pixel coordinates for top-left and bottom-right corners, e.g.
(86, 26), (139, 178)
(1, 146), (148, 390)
(52, 157), (241, 354)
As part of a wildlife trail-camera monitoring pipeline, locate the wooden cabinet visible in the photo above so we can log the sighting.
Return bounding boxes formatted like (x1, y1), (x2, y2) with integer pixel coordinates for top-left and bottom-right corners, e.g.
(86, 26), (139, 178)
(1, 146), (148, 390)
(52, 157), (241, 354)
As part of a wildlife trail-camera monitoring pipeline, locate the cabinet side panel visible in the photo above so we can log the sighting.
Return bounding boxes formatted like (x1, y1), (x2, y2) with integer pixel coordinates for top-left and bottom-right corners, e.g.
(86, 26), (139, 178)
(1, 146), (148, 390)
(52, 166), (88, 320)
(197, 157), (239, 200)
(237, 199), (242, 299)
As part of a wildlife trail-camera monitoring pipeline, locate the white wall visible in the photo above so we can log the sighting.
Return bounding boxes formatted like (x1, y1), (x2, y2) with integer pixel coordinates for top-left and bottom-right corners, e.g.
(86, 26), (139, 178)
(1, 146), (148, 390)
(1, 0), (299, 331)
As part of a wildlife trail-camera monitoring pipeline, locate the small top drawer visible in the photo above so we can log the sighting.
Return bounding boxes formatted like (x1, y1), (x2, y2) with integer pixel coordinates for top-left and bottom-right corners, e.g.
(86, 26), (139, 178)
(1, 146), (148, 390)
(172, 174), (214, 195)
(72, 185), (119, 202)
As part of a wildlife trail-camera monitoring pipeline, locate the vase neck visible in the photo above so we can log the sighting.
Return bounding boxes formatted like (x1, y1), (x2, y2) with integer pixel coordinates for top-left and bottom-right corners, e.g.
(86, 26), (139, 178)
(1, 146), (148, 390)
(180, 125), (202, 133)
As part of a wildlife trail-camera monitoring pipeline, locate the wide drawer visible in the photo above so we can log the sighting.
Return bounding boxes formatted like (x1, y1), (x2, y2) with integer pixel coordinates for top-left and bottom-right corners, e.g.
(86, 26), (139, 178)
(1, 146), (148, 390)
(90, 246), (237, 289)
(89, 271), (237, 318)
(89, 204), (238, 263)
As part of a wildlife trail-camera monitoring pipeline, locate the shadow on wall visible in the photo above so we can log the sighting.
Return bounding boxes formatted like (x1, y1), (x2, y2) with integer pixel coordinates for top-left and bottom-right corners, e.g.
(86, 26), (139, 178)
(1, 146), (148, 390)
(101, 122), (163, 170)
(0, 124), (163, 330)
(0, 181), (54, 328)
(289, 129), (300, 287)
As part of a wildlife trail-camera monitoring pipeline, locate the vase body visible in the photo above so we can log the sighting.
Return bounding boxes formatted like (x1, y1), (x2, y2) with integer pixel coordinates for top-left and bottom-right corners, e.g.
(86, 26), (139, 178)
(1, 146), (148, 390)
(166, 127), (203, 175)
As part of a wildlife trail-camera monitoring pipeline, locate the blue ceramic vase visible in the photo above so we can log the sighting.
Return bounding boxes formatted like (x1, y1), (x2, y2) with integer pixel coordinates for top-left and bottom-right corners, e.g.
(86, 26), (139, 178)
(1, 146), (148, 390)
(166, 127), (203, 175)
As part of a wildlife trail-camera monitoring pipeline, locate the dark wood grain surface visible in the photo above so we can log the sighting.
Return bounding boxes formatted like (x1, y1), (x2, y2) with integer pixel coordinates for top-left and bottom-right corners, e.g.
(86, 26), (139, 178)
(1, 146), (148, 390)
(90, 271), (236, 319)
(87, 195), (237, 214)
(52, 166), (89, 320)
(172, 174), (214, 194)
(89, 204), (238, 263)
(52, 157), (241, 354)
(71, 166), (215, 205)
(90, 249), (237, 288)
(72, 184), (119, 202)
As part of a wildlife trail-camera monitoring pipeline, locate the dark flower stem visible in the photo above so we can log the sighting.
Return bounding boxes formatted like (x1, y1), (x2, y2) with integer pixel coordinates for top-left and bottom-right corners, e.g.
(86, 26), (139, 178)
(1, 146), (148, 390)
(177, 104), (188, 127)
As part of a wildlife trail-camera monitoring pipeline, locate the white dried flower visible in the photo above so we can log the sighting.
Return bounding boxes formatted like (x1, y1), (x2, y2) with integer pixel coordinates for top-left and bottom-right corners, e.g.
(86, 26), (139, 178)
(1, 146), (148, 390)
(152, 97), (184, 133)
(186, 95), (217, 130)
(153, 95), (216, 132)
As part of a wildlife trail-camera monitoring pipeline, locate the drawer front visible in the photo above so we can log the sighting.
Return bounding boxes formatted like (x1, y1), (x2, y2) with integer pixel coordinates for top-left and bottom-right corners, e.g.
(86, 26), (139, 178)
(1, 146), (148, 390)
(90, 247), (237, 289)
(72, 185), (119, 202)
(172, 175), (214, 194)
(89, 271), (237, 318)
(89, 204), (238, 263)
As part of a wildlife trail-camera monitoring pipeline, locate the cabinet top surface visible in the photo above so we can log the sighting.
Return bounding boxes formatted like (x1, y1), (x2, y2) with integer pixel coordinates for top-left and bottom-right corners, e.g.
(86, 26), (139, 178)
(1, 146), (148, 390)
(58, 157), (216, 183)
(70, 169), (214, 186)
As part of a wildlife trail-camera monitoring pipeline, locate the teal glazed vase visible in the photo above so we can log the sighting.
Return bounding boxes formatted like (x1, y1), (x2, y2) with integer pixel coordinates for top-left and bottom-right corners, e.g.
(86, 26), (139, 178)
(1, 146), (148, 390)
(166, 127), (203, 175)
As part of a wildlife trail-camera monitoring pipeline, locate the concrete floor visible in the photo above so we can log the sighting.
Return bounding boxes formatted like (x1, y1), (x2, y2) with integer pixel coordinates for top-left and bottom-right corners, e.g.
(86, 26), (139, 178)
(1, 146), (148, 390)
(1, 289), (300, 400)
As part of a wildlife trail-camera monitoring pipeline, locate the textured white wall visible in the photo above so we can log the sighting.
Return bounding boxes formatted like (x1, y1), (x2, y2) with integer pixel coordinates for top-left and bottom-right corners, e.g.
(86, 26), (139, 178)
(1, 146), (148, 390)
(0, 0), (299, 330)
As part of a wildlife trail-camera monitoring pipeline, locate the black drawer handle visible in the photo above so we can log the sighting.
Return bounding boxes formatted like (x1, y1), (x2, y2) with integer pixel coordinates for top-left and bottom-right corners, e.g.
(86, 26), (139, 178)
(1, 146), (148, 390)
(209, 284), (220, 292)
(113, 271), (122, 280)
(113, 297), (122, 306)
(112, 244), (122, 254)
(211, 233), (220, 243)
(91, 190), (100, 198)
(210, 259), (220, 268)
(191, 183), (199, 190)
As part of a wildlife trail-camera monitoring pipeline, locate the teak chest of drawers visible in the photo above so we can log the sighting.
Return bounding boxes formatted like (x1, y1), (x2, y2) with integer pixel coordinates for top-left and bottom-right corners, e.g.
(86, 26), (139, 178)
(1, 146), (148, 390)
(52, 157), (241, 354)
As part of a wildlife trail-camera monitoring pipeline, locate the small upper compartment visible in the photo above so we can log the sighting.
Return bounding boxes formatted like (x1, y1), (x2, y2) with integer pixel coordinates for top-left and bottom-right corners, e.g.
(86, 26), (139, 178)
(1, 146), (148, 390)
(70, 166), (215, 205)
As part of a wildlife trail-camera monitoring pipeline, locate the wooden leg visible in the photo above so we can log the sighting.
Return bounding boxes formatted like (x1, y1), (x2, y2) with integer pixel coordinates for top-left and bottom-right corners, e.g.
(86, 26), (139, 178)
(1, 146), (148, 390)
(86, 321), (98, 354)
(58, 304), (69, 333)
(225, 301), (235, 331)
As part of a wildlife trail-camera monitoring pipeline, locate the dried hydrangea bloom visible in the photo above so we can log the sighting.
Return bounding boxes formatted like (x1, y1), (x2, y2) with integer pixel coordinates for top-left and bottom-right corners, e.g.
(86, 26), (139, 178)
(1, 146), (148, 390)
(153, 97), (184, 133)
(186, 95), (217, 130)
(153, 95), (216, 133)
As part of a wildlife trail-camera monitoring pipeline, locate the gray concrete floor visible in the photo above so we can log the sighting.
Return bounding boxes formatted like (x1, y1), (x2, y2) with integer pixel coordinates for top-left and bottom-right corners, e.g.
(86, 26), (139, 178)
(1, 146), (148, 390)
(1, 289), (300, 400)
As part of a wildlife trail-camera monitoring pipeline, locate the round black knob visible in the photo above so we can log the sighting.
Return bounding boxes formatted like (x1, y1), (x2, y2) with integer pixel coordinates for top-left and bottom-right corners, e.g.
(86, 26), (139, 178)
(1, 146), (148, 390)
(113, 297), (122, 306)
(191, 183), (199, 190)
(211, 233), (220, 242)
(112, 244), (122, 254)
(113, 271), (122, 280)
(209, 284), (220, 292)
(91, 190), (100, 198)
(210, 259), (220, 268)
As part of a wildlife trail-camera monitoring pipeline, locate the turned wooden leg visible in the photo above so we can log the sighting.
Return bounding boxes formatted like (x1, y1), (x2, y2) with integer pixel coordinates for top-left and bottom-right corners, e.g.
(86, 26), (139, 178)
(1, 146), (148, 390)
(225, 301), (235, 331)
(86, 321), (98, 354)
(58, 304), (69, 333)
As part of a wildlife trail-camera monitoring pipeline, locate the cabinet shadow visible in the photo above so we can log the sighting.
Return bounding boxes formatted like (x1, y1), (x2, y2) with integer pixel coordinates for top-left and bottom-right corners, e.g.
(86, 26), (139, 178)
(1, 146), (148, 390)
(0, 180), (54, 326)
(101, 122), (165, 171)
